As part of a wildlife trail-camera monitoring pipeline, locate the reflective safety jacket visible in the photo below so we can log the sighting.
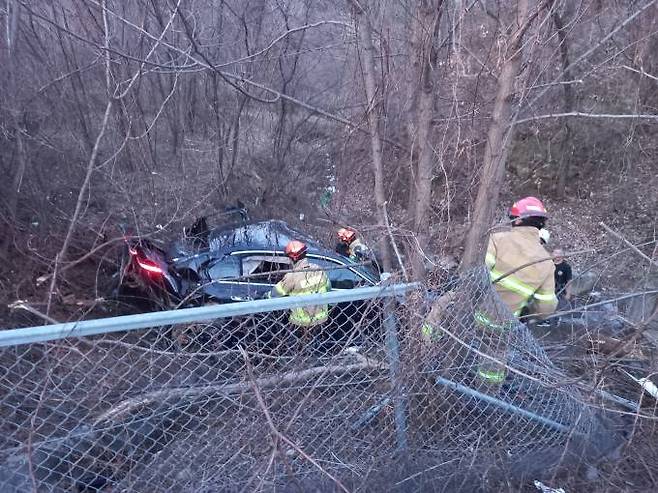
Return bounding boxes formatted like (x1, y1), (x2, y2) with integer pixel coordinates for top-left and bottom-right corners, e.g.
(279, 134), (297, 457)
(486, 226), (558, 317)
(272, 258), (331, 327)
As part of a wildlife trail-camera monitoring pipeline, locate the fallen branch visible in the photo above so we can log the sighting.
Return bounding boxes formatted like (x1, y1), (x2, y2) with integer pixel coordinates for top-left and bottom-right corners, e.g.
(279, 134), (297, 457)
(513, 111), (658, 126)
(596, 304), (658, 374)
(94, 356), (387, 424)
(8, 301), (60, 325)
(542, 290), (658, 321)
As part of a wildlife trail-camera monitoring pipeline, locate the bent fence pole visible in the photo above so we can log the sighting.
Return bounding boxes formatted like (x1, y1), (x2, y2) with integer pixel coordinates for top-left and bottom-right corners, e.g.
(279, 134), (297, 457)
(435, 375), (572, 433)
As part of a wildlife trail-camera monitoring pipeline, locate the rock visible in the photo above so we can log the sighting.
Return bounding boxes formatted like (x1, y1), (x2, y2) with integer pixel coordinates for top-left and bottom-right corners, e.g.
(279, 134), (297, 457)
(585, 465), (600, 481)
(569, 271), (600, 296)
(586, 334), (643, 359)
(625, 291), (658, 332)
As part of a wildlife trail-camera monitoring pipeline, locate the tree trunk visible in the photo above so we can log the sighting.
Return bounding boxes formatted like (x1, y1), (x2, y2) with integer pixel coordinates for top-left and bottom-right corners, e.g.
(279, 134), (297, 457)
(460, 0), (531, 271)
(632, 5), (658, 109)
(2, 0), (24, 258)
(351, 2), (392, 272)
(551, 2), (575, 198)
(410, 0), (444, 281)
(404, 8), (421, 217)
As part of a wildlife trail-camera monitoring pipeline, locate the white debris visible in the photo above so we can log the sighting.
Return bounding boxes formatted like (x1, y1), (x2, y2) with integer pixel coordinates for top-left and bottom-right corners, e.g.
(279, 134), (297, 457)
(534, 480), (566, 493)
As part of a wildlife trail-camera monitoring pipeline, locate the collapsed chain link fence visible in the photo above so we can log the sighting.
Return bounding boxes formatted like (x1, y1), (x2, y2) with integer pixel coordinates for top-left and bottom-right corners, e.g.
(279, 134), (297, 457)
(0, 268), (623, 492)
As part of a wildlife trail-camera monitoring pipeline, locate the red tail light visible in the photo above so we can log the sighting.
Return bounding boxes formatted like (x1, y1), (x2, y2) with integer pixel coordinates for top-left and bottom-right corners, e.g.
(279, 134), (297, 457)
(136, 258), (164, 275)
(128, 244), (164, 275)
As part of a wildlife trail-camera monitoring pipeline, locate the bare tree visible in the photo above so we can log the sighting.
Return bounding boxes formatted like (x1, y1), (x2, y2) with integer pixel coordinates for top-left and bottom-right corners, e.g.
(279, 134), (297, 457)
(409, 0), (445, 280)
(460, 0), (536, 270)
(350, 0), (393, 271)
(549, 0), (575, 198)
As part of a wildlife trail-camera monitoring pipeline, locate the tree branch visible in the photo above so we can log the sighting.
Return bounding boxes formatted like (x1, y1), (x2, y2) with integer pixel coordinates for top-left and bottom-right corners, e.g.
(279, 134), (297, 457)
(513, 111), (658, 125)
(621, 64), (658, 82)
(600, 222), (658, 268)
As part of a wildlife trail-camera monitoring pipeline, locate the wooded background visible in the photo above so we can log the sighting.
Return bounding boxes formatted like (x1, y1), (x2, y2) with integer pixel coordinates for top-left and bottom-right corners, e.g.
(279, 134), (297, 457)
(1, 2), (658, 491)
(1, 0), (656, 298)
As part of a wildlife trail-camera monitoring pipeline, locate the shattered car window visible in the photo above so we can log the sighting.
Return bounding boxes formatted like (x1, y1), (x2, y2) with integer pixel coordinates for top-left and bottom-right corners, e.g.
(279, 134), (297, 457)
(241, 255), (291, 284)
(206, 256), (241, 280)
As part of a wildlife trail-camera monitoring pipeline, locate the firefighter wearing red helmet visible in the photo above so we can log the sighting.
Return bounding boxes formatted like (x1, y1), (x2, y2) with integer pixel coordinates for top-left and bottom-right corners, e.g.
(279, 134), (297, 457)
(336, 227), (371, 262)
(268, 240), (331, 327)
(476, 196), (558, 385)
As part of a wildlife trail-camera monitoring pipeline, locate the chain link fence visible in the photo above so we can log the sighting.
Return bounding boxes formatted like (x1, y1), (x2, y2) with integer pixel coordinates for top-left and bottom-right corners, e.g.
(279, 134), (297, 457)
(0, 269), (623, 492)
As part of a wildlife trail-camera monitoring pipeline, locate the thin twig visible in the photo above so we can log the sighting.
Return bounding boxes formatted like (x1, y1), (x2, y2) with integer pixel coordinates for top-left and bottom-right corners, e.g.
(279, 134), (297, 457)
(94, 338), (288, 360)
(46, 0), (114, 315)
(491, 248), (594, 284)
(26, 348), (53, 492)
(620, 64), (658, 82)
(35, 236), (125, 286)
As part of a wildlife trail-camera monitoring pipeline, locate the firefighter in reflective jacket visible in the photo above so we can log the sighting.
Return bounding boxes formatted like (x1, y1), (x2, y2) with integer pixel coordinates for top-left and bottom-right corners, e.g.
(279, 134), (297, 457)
(476, 196), (558, 385)
(336, 227), (371, 262)
(269, 240), (332, 327)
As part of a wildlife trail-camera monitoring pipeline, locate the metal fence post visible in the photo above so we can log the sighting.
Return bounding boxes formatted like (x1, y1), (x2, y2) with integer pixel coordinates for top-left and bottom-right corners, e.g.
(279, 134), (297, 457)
(383, 296), (408, 453)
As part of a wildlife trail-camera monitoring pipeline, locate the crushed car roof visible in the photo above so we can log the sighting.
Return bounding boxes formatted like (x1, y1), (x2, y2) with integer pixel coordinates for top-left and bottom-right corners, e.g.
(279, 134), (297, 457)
(208, 220), (320, 253)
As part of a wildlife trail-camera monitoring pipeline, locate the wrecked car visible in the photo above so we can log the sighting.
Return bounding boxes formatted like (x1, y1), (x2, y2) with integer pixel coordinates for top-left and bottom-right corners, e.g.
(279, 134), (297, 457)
(115, 214), (382, 351)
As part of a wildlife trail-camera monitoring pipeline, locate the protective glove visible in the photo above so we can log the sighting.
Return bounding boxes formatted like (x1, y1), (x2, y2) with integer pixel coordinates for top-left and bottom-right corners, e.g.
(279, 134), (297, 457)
(421, 322), (443, 342)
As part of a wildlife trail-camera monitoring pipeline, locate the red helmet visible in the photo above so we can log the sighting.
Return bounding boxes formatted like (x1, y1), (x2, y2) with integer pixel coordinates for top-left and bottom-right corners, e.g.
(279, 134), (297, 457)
(337, 227), (357, 244)
(509, 196), (548, 219)
(284, 240), (307, 261)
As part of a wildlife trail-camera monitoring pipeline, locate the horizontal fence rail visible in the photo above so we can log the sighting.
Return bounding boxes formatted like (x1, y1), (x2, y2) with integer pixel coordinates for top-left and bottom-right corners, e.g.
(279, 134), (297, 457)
(1, 283), (419, 347)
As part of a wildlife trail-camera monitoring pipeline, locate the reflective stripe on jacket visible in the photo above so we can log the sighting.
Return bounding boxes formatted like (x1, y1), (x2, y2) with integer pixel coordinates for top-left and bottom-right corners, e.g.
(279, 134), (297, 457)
(273, 258), (331, 327)
(486, 226), (558, 317)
